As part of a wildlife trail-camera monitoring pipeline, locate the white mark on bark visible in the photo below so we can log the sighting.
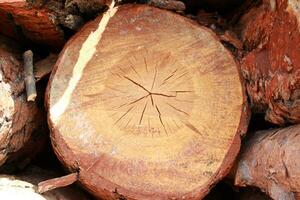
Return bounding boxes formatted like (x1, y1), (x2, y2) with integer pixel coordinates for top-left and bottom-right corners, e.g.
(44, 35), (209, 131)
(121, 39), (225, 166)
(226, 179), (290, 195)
(0, 177), (47, 200)
(0, 71), (14, 149)
(287, 0), (300, 31)
(236, 161), (252, 184)
(269, 0), (276, 11)
(50, 1), (118, 123)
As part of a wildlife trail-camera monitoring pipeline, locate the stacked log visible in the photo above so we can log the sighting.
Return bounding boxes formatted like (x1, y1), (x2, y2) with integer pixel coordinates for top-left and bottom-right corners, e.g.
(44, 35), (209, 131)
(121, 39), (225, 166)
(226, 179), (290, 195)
(0, 35), (42, 167)
(237, 0), (300, 125)
(0, 0), (299, 199)
(0, 0), (65, 48)
(233, 125), (300, 199)
(46, 4), (249, 199)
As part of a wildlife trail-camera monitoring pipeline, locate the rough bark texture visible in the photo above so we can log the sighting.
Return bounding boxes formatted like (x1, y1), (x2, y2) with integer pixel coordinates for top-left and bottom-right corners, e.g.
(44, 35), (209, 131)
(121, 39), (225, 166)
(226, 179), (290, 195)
(47, 4), (249, 200)
(0, 36), (40, 167)
(234, 125), (300, 200)
(64, 0), (108, 16)
(0, 166), (91, 200)
(0, 0), (65, 48)
(237, 0), (300, 125)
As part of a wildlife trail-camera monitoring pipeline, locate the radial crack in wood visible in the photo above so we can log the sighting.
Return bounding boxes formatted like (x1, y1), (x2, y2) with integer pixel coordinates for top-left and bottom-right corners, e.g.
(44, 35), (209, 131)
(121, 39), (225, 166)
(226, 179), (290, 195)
(46, 4), (249, 199)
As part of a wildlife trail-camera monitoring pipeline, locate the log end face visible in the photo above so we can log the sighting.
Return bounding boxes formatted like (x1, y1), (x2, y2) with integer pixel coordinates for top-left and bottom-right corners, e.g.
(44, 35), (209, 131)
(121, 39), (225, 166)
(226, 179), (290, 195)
(48, 4), (248, 199)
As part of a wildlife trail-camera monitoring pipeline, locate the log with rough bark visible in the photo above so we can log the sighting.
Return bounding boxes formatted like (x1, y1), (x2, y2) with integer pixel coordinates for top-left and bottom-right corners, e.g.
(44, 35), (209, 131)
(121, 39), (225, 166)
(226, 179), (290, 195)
(233, 124), (300, 199)
(0, 166), (90, 200)
(46, 4), (249, 199)
(0, 0), (65, 47)
(237, 0), (300, 125)
(0, 35), (40, 167)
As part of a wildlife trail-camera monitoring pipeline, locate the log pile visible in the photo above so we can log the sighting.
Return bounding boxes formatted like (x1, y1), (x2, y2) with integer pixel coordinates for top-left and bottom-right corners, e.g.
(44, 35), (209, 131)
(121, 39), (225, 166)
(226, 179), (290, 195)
(0, 0), (299, 199)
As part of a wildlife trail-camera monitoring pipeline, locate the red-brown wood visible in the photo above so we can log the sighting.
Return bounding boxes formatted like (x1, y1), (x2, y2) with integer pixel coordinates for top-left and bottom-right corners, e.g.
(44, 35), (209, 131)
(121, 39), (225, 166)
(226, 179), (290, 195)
(47, 4), (249, 199)
(237, 0), (300, 125)
(0, 0), (65, 48)
(0, 35), (41, 167)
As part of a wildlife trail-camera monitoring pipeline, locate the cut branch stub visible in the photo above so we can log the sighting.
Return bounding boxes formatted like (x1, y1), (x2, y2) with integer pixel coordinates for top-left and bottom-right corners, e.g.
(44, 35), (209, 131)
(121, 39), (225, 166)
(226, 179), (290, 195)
(47, 4), (249, 199)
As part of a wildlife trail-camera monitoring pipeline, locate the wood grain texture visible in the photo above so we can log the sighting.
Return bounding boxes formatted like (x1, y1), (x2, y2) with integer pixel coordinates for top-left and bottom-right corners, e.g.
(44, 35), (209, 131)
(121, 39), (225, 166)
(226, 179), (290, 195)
(47, 4), (249, 199)
(234, 125), (300, 199)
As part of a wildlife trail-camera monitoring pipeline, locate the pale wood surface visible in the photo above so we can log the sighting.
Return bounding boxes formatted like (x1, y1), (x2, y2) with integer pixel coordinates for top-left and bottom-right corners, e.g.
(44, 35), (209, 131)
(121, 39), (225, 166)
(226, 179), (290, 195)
(47, 4), (248, 199)
(0, 168), (90, 200)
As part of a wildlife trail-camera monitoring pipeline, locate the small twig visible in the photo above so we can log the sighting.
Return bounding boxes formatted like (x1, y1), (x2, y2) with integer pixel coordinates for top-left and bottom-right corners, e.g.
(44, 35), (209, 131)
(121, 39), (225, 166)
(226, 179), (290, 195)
(23, 50), (37, 101)
(37, 172), (78, 194)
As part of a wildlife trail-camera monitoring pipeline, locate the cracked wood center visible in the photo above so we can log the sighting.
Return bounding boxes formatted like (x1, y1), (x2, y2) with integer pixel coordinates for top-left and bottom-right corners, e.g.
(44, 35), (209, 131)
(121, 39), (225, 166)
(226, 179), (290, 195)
(47, 4), (248, 200)
(102, 50), (196, 136)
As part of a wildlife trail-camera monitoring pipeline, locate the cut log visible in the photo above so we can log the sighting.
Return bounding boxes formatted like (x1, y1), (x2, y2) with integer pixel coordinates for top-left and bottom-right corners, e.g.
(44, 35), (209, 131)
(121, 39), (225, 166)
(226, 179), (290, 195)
(237, 0), (300, 125)
(0, 35), (40, 166)
(47, 4), (249, 199)
(233, 124), (300, 199)
(0, 166), (90, 200)
(0, 0), (65, 48)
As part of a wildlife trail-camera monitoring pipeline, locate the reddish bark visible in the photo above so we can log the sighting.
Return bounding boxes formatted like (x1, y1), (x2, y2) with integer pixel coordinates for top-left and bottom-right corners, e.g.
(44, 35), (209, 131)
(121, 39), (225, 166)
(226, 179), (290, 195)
(238, 0), (300, 125)
(0, 0), (64, 48)
(0, 35), (40, 167)
(233, 125), (300, 199)
(38, 172), (78, 194)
